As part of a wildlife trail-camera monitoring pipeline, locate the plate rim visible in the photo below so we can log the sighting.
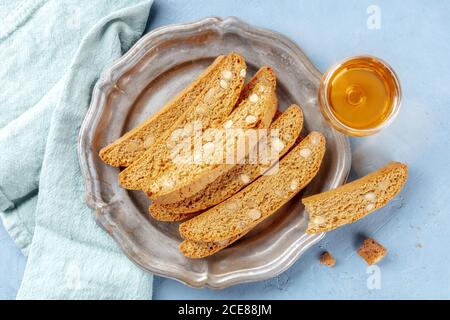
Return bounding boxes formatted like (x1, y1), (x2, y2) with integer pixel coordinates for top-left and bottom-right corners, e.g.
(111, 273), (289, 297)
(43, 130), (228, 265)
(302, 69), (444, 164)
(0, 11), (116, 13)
(77, 16), (351, 289)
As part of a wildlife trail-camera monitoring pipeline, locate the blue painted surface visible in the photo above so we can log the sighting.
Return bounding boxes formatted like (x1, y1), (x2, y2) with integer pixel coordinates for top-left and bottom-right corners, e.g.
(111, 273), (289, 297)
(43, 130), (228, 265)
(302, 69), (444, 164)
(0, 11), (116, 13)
(1, 0), (449, 299)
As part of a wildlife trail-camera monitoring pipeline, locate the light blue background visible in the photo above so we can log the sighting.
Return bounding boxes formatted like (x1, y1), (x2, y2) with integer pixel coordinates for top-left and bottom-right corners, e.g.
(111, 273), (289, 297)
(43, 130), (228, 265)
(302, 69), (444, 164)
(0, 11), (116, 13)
(1, 0), (449, 299)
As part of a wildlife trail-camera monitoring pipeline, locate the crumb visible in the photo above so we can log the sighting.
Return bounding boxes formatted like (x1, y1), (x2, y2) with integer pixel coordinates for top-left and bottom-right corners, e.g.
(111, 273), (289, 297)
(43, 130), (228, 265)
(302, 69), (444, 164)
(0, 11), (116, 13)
(357, 238), (387, 265)
(320, 251), (336, 267)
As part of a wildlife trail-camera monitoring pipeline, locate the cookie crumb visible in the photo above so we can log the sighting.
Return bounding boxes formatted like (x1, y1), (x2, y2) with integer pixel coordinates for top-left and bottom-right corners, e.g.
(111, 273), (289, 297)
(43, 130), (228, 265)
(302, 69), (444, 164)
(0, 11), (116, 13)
(320, 251), (336, 267)
(357, 238), (387, 265)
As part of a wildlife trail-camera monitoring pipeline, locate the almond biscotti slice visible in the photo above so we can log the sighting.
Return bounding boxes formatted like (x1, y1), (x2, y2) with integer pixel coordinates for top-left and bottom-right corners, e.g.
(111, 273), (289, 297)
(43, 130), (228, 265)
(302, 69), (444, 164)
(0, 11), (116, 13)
(179, 131), (326, 243)
(99, 55), (226, 167)
(146, 67), (278, 203)
(119, 53), (247, 190)
(180, 234), (243, 259)
(150, 104), (303, 217)
(303, 161), (408, 234)
(149, 209), (196, 222)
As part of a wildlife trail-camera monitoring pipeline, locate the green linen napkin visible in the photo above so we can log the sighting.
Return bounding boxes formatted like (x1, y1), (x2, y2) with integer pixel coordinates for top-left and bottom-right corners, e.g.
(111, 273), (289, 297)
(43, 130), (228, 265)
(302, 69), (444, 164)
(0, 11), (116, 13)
(0, 0), (154, 299)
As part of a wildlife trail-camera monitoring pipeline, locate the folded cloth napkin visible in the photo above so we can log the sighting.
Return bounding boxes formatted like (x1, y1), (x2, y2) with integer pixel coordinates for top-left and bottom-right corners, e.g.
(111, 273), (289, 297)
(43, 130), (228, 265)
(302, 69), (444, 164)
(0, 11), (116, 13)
(0, 0), (154, 299)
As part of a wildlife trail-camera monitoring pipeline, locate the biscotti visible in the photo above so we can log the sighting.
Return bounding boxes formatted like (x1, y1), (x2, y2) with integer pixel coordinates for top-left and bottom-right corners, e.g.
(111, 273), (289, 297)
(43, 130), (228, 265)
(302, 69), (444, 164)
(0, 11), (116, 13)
(146, 67), (278, 203)
(303, 161), (408, 234)
(99, 55), (226, 167)
(357, 238), (387, 265)
(150, 104), (303, 217)
(118, 53), (247, 190)
(179, 131), (326, 243)
(180, 234), (242, 259)
(149, 209), (196, 222)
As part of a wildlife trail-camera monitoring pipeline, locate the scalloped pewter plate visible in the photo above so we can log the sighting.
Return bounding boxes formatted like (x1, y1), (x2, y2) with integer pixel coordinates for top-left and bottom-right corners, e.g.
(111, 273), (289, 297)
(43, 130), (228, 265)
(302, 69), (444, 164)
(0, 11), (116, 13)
(78, 17), (351, 289)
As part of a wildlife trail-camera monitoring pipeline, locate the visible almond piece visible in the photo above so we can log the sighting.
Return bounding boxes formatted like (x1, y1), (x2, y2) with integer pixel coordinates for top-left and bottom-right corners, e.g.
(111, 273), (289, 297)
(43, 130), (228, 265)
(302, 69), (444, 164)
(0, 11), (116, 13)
(125, 140), (140, 152)
(248, 208), (262, 220)
(249, 93), (259, 103)
(289, 180), (299, 191)
(143, 135), (155, 148)
(237, 221), (247, 229)
(196, 106), (206, 114)
(204, 87), (217, 102)
(274, 190), (287, 198)
(240, 174), (250, 185)
(222, 70), (233, 80)
(203, 142), (215, 154)
(161, 177), (175, 189)
(245, 115), (257, 124)
(225, 201), (239, 211)
(272, 138), (285, 153)
(220, 79), (229, 89)
(215, 239), (230, 246)
(364, 192), (377, 202)
(299, 148), (311, 158)
(223, 120), (233, 129)
(312, 216), (326, 225)
(310, 132), (321, 145)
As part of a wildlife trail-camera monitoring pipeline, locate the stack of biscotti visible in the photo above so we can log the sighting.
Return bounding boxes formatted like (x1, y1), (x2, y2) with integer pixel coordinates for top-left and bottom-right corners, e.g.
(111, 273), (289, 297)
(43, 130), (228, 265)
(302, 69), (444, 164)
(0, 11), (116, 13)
(149, 104), (304, 221)
(118, 53), (247, 190)
(145, 66), (278, 203)
(177, 145), (408, 259)
(99, 52), (409, 260)
(99, 55), (229, 167)
(98, 52), (328, 259)
(178, 132), (327, 258)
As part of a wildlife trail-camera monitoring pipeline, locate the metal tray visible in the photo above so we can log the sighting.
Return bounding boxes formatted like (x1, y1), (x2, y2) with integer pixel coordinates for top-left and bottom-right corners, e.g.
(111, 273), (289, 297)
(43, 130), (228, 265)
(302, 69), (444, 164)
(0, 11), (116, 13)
(78, 16), (351, 289)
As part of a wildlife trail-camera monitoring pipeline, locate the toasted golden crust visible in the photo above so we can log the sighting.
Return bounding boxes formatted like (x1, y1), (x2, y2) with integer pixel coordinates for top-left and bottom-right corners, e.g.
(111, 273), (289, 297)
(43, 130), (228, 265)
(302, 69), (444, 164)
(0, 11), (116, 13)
(179, 234), (242, 259)
(147, 67), (278, 203)
(303, 162), (408, 234)
(118, 53), (246, 190)
(148, 207), (197, 222)
(357, 238), (387, 265)
(99, 55), (226, 167)
(150, 105), (303, 216)
(179, 132), (326, 243)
